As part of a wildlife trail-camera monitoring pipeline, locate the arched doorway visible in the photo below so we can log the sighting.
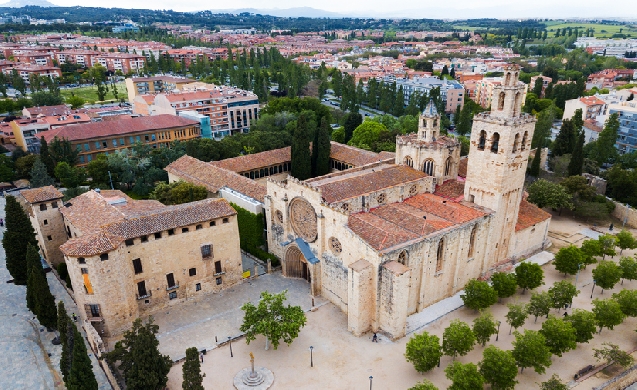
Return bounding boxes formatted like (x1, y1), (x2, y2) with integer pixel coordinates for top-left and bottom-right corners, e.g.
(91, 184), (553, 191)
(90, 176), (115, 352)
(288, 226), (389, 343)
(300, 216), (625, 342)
(285, 246), (311, 283)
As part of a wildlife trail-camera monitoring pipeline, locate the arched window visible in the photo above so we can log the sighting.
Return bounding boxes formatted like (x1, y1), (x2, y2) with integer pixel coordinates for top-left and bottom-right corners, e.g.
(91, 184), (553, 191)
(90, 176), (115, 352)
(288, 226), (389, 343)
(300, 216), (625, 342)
(444, 157), (452, 176)
(478, 130), (486, 150)
(505, 72), (511, 86)
(513, 92), (521, 116)
(423, 159), (435, 176)
(433, 118), (438, 127)
(468, 226), (477, 258)
(512, 133), (520, 153)
(498, 92), (505, 111)
(521, 131), (528, 151)
(436, 239), (444, 272)
(491, 132), (500, 154)
(404, 156), (413, 168)
(398, 250), (408, 266)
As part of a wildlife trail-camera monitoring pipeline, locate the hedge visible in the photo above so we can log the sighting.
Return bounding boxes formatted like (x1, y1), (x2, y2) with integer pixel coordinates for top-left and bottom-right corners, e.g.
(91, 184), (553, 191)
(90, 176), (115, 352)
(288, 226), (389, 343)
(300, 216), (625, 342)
(230, 203), (280, 267)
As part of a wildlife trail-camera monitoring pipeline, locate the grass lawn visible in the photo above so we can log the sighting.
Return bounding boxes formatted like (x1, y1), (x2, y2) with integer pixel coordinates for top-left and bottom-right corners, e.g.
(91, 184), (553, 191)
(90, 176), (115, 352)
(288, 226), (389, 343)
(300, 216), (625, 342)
(543, 22), (637, 38)
(59, 82), (127, 104)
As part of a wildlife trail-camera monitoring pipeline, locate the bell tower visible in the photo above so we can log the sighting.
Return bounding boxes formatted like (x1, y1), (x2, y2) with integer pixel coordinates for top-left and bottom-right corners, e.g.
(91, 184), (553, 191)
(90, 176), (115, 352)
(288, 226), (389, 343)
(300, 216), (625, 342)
(418, 99), (440, 142)
(463, 65), (536, 262)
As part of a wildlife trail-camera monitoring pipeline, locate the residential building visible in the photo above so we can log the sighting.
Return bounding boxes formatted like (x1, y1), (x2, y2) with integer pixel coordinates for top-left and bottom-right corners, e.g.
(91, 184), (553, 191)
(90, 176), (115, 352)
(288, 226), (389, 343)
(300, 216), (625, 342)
(610, 102), (637, 155)
(92, 53), (145, 74)
(125, 76), (195, 103)
(2, 63), (62, 82)
(11, 118), (50, 153)
(563, 96), (607, 122)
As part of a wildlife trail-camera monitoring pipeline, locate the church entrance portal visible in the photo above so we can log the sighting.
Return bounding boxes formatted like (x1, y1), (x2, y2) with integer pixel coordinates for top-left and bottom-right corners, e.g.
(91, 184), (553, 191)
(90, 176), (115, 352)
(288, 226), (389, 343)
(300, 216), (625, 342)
(285, 246), (311, 283)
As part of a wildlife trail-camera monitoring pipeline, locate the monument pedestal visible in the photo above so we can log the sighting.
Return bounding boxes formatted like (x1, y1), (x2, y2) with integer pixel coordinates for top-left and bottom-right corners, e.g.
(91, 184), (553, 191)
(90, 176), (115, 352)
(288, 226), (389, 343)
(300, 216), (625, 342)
(233, 367), (274, 390)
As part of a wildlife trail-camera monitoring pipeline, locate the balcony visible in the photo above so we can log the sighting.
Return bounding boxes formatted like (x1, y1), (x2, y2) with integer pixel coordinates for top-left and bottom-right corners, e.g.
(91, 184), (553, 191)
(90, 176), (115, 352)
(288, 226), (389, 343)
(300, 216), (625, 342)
(136, 291), (152, 300)
(166, 282), (180, 291)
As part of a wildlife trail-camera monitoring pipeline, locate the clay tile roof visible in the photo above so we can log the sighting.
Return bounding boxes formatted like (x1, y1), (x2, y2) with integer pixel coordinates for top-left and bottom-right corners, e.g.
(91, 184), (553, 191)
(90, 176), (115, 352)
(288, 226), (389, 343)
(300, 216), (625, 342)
(20, 186), (63, 203)
(515, 199), (551, 231)
(166, 155), (266, 202)
(457, 157), (468, 178)
(311, 165), (427, 204)
(348, 193), (487, 252)
(60, 197), (236, 257)
(329, 142), (384, 167)
(434, 180), (466, 201)
(211, 147), (291, 173)
(25, 105), (68, 117)
(378, 151), (396, 161)
(41, 115), (198, 143)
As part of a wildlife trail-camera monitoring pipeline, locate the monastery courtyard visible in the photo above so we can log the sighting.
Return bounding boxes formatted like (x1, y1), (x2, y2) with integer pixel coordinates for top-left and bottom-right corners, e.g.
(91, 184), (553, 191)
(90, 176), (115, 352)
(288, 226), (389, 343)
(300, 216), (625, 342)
(164, 213), (637, 390)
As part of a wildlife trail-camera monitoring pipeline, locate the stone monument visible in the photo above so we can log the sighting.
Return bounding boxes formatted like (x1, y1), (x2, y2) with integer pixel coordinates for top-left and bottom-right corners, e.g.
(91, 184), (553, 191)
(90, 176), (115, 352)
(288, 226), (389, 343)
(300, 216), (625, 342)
(233, 352), (274, 390)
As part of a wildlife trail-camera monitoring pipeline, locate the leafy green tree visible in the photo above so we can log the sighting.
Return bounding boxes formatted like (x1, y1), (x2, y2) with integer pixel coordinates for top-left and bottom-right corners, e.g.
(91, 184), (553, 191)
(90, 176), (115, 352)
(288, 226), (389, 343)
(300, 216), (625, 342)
(182, 347), (204, 390)
(408, 380), (438, 390)
(66, 95), (85, 109)
(444, 361), (484, 390)
(150, 181), (208, 205)
(39, 137), (55, 177)
(15, 154), (38, 179)
(240, 290), (306, 350)
(539, 374), (569, 390)
(479, 345), (518, 390)
(86, 154), (110, 187)
(539, 316), (577, 356)
(461, 279), (498, 311)
(581, 239), (602, 265)
(592, 298), (625, 333)
(616, 230), (637, 255)
(594, 343), (634, 368)
(528, 291), (552, 322)
(512, 330), (553, 374)
(506, 302), (528, 334)
(552, 119), (575, 156)
(515, 262), (544, 294)
(549, 281), (579, 311)
(104, 317), (172, 390)
(442, 319), (475, 360)
(404, 331), (442, 373)
(532, 77), (544, 97)
(455, 102), (474, 136)
(312, 117), (331, 177)
(553, 245), (584, 276)
(526, 179), (573, 212)
(67, 325), (98, 390)
(30, 158), (55, 188)
(565, 309), (597, 343)
(491, 272), (518, 301)
(594, 113), (619, 166)
(49, 137), (79, 167)
(532, 104), (557, 149)
(31, 91), (64, 106)
(472, 311), (497, 346)
(598, 234), (618, 260)
(592, 260), (623, 293)
(612, 289), (637, 317)
(291, 113), (311, 180)
(54, 162), (86, 188)
(347, 120), (388, 151)
(619, 257), (637, 285)
(2, 196), (37, 284)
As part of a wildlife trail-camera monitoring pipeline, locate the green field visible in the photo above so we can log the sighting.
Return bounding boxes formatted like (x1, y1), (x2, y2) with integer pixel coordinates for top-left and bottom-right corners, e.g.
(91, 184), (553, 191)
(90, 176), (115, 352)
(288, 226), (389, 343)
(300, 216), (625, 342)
(544, 22), (637, 38)
(59, 82), (127, 104)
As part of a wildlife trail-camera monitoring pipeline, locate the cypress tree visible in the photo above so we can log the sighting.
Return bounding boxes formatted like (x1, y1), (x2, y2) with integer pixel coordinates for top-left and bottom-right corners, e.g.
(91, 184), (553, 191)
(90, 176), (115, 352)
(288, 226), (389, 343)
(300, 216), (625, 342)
(182, 347), (205, 390)
(25, 244), (42, 313)
(315, 118), (332, 177)
(552, 119), (574, 156)
(58, 301), (72, 383)
(530, 149), (542, 177)
(568, 130), (585, 176)
(30, 158), (55, 188)
(39, 137), (55, 177)
(456, 103), (473, 136)
(291, 113), (311, 180)
(2, 196), (37, 285)
(343, 113), (362, 144)
(595, 113), (620, 166)
(32, 260), (57, 329)
(67, 326), (98, 390)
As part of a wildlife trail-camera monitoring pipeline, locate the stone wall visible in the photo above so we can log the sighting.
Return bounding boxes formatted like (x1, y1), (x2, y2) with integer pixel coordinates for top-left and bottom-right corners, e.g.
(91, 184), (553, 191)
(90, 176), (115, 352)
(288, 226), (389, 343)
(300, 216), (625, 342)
(378, 261), (410, 339)
(28, 198), (67, 266)
(612, 202), (637, 229)
(320, 253), (349, 312)
(347, 259), (373, 336)
(511, 218), (551, 259)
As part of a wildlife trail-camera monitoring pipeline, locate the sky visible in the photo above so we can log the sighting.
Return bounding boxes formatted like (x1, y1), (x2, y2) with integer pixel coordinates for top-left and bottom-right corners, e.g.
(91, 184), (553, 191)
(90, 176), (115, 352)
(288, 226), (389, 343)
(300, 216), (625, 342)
(29, 0), (637, 19)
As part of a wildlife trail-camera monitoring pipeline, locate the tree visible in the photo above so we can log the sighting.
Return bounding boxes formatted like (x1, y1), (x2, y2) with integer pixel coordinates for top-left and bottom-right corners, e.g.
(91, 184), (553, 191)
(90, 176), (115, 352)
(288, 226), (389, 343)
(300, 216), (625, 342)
(39, 137), (55, 177)
(348, 120), (388, 151)
(404, 331), (442, 373)
(616, 230), (637, 255)
(312, 117), (331, 177)
(30, 158), (55, 188)
(553, 245), (584, 276)
(592, 298), (625, 333)
(2, 196), (37, 284)
(54, 162), (86, 188)
(515, 262), (544, 294)
(526, 179), (573, 212)
(619, 256), (637, 285)
(529, 148), (542, 177)
(182, 347), (204, 390)
(27, 243), (58, 329)
(552, 119), (575, 156)
(492, 272), (518, 301)
(594, 343), (634, 368)
(149, 181), (208, 205)
(539, 316), (577, 356)
(408, 380), (438, 390)
(612, 289), (637, 317)
(565, 309), (597, 343)
(455, 101), (474, 136)
(442, 319), (475, 360)
(598, 234), (618, 260)
(592, 260), (623, 293)
(472, 311), (497, 346)
(549, 280), (579, 311)
(31, 91), (64, 106)
(461, 279), (498, 311)
(539, 374), (569, 390)
(444, 361), (484, 390)
(67, 325), (98, 390)
(594, 113), (619, 166)
(511, 330), (553, 374)
(240, 290), (307, 350)
(86, 154), (111, 187)
(506, 302), (528, 334)
(25, 244), (42, 313)
(343, 112), (362, 144)
(568, 130), (585, 176)
(533, 77), (544, 97)
(291, 113), (311, 180)
(15, 154), (38, 179)
(66, 95), (85, 110)
(58, 301), (73, 383)
(581, 239), (602, 265)
(49, 137), (79, 166)
(104, 317), (172, 390)
(479, 345), (518, 390)
(528, 291), (552, 322)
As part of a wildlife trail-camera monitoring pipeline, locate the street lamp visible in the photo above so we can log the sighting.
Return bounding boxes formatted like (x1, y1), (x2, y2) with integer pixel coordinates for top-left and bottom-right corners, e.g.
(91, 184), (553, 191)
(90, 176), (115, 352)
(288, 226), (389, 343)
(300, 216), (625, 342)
(496, 320), (502, 341)
(575, 263), (582, 286)
(228, 336), (233, 358)
(591, 280), (597, 299)
(369, 376), (373, 390)
(310, 346), (314, 368)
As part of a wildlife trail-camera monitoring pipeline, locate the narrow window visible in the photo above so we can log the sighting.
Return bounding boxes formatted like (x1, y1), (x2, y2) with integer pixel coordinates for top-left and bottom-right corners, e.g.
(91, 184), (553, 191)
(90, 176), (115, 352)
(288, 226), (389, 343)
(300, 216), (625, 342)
(201, 244), (212, 258)
(88, 304), (100, 318)
(141, 235), (148, 243)
(521, 131), (528, 151)
(189, 268), (196, 276)
(222, 218), (229, 224)
(214, 260), (222, 274)
(100, 253), (108, 261)
(132, 258), (142, 274)
(47, 235), (52, 241)
(168, 229), (174, 236)
(166, 273), (176, 288)
(196, 224), (202, 230)
(444, 157), (452, 176)
(196, 283), (201, 291)
(436, 239), (444, 273)
(216, 277), (222, 285)
(468, 226), (477, 258)
(43, 219), (48, 225)
(498, 92), (505, 110)
(168, 291), (177, 300)
(81, 268), (88, 275)
(51, 202), (58, 209)
(125, 239), (134, 246)
(478, 130), (486, 150)
(491, 133), (500, 154)
(78, 257), (86, 264)
(398, 251), (408, 266)
(512, 133), (520, 153)
(182, 227), (189, 233)
(154, 232), (162, 239)
(210, 221), (216, 227)
(40, 204), (47, 211)
(423, 159), (434, 176)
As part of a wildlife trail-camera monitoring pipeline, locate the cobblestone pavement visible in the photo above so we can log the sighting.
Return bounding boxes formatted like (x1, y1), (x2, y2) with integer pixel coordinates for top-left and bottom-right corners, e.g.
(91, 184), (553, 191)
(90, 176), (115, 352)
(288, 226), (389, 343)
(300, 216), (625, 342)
(0, 196), (111, 390)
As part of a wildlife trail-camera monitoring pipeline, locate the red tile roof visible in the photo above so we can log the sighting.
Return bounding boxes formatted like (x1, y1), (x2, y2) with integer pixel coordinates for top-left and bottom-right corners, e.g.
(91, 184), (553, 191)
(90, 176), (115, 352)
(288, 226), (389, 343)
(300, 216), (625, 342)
(41, 114), (198, 143)
(515, 199), (551, 231)
(25, 105), (68, 117)
(20, 186), (63, 203)
(212, 147), (291, 173)
(434, 180), (466, 201)
(329, 142), (385, 166)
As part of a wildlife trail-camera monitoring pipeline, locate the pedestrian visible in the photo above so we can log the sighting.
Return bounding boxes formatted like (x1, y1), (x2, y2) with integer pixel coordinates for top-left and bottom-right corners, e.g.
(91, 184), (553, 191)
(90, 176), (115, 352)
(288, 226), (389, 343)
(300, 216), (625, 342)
(200, 352), (204, 363)
(372, 333), (378, 342)
(563, 311), (568, 317)
(72, 313), (77, 322)
(609, 223), (614, 232)
(0, 218), (4, 227)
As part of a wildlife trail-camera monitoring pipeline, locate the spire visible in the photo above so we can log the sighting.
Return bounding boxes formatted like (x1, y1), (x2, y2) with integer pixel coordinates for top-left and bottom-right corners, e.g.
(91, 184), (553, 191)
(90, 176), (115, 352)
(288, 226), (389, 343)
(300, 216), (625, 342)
(422, 99), (438, 118)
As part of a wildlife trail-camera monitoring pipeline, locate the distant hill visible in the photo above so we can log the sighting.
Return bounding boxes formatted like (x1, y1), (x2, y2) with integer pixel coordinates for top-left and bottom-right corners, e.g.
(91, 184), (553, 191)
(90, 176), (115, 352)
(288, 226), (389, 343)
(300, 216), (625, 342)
(0, 0), (57, 7)
(207, 7), (345, 18)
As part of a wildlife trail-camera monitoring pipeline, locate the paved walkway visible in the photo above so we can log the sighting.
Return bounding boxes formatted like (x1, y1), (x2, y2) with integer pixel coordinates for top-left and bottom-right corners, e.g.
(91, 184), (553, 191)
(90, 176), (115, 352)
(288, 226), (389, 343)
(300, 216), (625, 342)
(0, 196), (111, 390)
